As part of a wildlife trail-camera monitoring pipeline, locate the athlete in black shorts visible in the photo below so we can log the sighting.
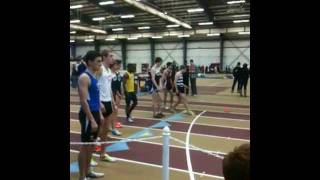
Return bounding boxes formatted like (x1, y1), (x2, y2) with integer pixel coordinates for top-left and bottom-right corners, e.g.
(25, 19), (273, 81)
(78, 51), (104, 180)
(162, 62), (174, 110)
(172, 65), (194, 116)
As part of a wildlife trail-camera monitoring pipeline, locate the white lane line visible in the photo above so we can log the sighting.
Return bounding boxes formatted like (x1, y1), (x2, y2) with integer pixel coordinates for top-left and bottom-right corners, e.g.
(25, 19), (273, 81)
(70, 108), (250, 126)
(70, 119), (250, 142)
(70, 149), (224, 179)
(186, 111), (206, 180)
(70, 130), (227, 155)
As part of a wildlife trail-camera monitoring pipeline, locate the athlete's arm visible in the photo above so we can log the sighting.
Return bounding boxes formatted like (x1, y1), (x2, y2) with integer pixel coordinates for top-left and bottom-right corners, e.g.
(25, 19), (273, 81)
(151, 68), (159, 90)
(78, 74), (98, 132)
(174, 72), (179, 91)
(123, 73), (129, 94)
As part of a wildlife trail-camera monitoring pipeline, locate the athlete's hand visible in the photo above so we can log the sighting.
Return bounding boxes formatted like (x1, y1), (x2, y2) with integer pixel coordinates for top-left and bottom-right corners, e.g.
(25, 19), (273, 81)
(100, 102), (106, 113)
(90, 119), (98, 132)
(114, 105), (118, 113)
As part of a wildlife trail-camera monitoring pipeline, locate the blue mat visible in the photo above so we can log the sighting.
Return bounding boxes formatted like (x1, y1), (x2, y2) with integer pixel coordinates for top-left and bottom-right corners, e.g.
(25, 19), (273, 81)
(150, 120), (171, 128)
(106, 141), (129, 152)
(70, 161), (79, 173)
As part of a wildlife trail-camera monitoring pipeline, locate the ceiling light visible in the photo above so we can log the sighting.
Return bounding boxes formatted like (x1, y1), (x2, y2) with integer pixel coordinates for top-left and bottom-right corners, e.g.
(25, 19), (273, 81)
(99, 1), (115, 5)
(70, 31), (76, 34)
(233, 20), (249, 23)
(70, 5), (83, 9)
(85, 39), (94, 42)
(178, 35), (190, 38)
(121, 14), (135, 18)
(166, 24), (180, 28)
(238, 31), (250, 35)
(187, 8), (204, 13)
(92, 17), (106, 21)
(151, 36), (162, 39)
(70, 40), (75, 43)
(70, 24), (107, 34)
(128, 37), (138, 40)
(207, 33), (220, 36)
(123, 0), (192, 29)
(198, 22), (213, 25)
(112, 28), (124, 31)
(227, 0), (245, 5)
(70, 19), (80, 23)
(138, 26), (150, 30)
(105, 38), (116, 41)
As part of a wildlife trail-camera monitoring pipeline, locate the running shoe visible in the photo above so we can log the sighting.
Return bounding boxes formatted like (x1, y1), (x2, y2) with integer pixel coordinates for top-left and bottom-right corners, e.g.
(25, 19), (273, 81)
(86, 171), (104, 178)
(115, 122), (122, 128)
(127, 117), (134, 123)
(101, 154), (117, 162)
(165, 106), (169, 110)
(111, 129), (122, 136)
(94, 145), (102, 152)
(90, 158), (98, 167)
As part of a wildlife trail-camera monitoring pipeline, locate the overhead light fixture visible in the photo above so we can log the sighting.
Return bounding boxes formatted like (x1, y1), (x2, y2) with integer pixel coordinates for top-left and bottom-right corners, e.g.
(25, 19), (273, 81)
(207, 33), (220, 36)
(238, 31), (250, 35)
(70, 24), (107, 34)
(227, 0), (245, 4)
(187, 8), (204, 13)
(128, 37), (138, 40)
(178, 35), (190, 38)
(123, 0), (192, 29)
(92, 17), (106, 21)
(121, 14), (135, 18)
(151, 36), (162, 39)
(198, 22), (213, 25)
(233, 14), (250, 17)
(105, 38), (116, 41)
(70, 5), (83, 9)
(85, 38), (94, 42)
(70, 40), (75, 43)
(112, 28), (124, 31)
(70, 19), (80, 23)
(233, 20), (249, 23)
(166, 24), (180, 28)
(138, 26), (150, 30)
(70, 31), (77, 34)
(99, 1), (115, 5)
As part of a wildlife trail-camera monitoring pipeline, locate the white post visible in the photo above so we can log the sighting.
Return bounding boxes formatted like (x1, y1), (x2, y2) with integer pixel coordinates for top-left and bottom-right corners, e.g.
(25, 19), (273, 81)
(162, 126), (170, 180)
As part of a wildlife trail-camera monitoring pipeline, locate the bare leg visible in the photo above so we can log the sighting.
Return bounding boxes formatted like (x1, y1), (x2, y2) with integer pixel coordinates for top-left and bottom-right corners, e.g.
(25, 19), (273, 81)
(98, 116), (110, 159)
(152, 93), (157, 116)
(163, 90), (168, 108)
(78, 146), (88, 180)
(169, 90), (174, 109)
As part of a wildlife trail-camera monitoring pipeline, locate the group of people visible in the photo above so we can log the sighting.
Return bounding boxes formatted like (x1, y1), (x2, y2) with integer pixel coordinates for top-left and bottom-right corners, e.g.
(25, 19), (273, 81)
(148, 57), (196, 118)
(76, 50), (197, 180)
(75, 49), (249, 180)
(231, 62), (250, 97)
(77, 50), (140, 180)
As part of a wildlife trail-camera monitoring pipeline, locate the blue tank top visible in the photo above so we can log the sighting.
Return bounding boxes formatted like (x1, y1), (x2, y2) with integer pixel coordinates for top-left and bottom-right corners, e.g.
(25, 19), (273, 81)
(82, 70), (100, 112)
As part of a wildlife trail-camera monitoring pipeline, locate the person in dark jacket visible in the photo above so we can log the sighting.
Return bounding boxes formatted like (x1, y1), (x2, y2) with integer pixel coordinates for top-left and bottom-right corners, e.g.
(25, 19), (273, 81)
(71, 64), (78, 89)
(238, 63), (250, 97)
(183, 65), (190, 95)
(231, 62), (241, 93)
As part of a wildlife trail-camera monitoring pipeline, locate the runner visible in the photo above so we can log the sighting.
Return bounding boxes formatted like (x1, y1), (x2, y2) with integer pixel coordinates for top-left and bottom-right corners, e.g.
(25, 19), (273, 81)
(172, 65), (194, 116)
(123, 64), (138, 123)
(96, 50), (117, 162)
(77, 50), (104, 180)
(110, 59), (122, 135)
(150, 57), (164, 118)
(162, 62), (174, 110)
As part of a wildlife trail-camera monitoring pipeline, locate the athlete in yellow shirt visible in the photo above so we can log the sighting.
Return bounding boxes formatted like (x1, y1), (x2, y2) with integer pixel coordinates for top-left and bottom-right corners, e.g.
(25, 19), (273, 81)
(123, 64), (138, 122)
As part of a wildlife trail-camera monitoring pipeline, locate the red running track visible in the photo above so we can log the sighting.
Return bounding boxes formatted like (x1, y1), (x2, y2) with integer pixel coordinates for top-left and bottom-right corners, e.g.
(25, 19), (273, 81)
(70, 113), (250, 140)
(70, 133), (224, 177)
